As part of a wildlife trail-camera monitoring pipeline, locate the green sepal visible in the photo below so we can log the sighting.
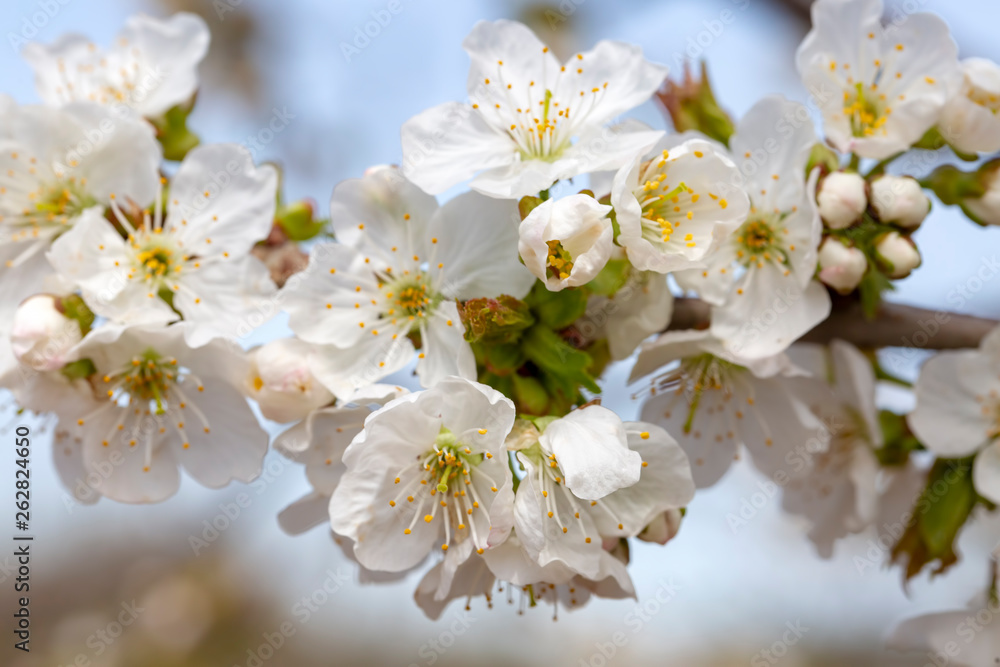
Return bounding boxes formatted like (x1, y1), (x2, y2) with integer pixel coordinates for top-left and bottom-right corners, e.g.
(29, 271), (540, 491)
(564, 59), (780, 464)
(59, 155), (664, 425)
(61, 358), (97, 381)
(524, 281), (587, 330)
(151, 103), (201, 162)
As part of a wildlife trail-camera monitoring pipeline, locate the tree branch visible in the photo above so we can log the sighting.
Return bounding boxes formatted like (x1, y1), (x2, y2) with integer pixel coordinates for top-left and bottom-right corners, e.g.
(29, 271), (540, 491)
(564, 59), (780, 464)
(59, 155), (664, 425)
(667, 297), (998, 350)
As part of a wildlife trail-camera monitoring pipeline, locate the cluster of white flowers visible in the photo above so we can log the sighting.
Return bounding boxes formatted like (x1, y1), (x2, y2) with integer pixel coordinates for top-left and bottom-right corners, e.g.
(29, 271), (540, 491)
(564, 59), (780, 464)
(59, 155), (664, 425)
(2, 0), (1000, 627)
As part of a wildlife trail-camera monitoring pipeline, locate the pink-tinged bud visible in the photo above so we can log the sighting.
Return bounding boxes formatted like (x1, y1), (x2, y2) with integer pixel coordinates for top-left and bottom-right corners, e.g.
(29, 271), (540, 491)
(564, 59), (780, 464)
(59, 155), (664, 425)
(245, 338), (333, 423)
(817, 171), (867, 229)
(870, 176), (930, 229)
(875, 232), (921, 279)
(817, 237), (868, 294)
(10, 295), (82, 372)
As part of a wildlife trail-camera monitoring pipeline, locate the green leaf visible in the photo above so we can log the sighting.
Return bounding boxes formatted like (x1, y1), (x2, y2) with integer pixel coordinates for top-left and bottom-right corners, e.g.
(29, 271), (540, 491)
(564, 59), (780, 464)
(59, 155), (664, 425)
(522, 325), (600, 397)
(512, 374), (549, 416)
(151, 104), (201, 161)
(919, 459), (977, 556)
(525, 281), (588, 330)
(890, 457), (979, 582)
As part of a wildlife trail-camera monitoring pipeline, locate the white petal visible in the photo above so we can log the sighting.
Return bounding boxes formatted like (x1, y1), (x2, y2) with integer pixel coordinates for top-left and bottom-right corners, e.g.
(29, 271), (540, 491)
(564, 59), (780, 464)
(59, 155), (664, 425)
(416, 305), (477, 387)
(167, 143), (278, 256)
(543, 405), (641, 500)
(431, 191), (535, 300)
(400, 101), (515, 195)
(328, 165), (438, 264)
(729, 96), (817, 210)
(711, 265), (831, 360)
(908, 351), (995, 457)
(277, 492), (332, 535)
(973, 441), (1000, 505)
(176, 378), (268, 488)
(588, 424), (695, 536)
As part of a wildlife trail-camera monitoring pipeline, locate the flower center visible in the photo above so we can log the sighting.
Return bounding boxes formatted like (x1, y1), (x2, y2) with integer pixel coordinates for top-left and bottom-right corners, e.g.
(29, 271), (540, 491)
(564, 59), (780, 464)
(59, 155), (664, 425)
(651, 353), (745, 433)
(843, 81), (892, 138)
(545, 240), (574, 279)
(518, 442), (623, 543)
(735, 216), (788, 267)
(107, 348), (179, 413)
(633, 151), (727, 250)
(378, 274), (442, 332)
(471, 50), (610, 161)
(390, 426), (500, 552)
(129, 232), (186, 286)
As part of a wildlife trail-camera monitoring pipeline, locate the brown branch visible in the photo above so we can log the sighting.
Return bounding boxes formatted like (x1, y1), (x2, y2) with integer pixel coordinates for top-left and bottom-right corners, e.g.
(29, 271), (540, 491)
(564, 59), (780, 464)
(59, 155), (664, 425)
(258, 231), (995, 352)
(667, 297), (998, 350)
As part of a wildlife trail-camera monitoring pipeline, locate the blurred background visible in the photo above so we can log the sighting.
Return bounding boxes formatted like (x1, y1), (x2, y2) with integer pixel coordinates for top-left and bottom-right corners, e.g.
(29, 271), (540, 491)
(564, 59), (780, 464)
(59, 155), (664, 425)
(2, 0), (1000, 664)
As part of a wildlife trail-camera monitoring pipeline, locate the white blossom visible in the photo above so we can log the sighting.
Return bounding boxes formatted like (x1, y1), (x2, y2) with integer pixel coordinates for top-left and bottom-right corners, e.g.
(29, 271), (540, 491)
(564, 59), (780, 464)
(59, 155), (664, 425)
(908, 326), (1000, 504)
(518, 194), (612, 290)
(329, 377), (516, 593)
(23, 13), (210, 118)
(47, 144), (278, 344)
(796, 0), (960, 158)
(940, 58), (1000, 155)
(611, 137), (749, 273)
(675, 96), (831, 359)
(245, 338), (334, 424)
(281, 166), (534, 396)
(65, 323), (268, 503)
(10, 294), (82, 372)
(400, 19), (668, 199)
(633, 329), (827, 488)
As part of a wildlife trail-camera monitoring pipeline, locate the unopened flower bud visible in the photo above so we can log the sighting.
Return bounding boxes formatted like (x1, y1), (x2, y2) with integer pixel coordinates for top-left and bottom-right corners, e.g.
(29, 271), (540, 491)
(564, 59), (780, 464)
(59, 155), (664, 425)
(875, 232), (921, 279)
(817, 237), (868, 294)
(10, 295), (82, 372)
(817, 171), (867, 229)
(246, 338), (333, 423)
(518, 194), (613, 291)
(870, 176), (930, 229)
(637, 508), (683, 545)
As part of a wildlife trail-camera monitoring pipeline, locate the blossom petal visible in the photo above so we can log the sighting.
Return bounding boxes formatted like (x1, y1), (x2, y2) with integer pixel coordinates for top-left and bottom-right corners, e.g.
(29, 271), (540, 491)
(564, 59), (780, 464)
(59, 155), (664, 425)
(542, 405), (641, 500)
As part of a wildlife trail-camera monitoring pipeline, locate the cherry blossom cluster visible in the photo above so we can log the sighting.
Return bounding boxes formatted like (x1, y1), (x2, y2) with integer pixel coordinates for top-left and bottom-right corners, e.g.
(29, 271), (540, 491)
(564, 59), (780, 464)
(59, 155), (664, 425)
(2, 0), (1000, 633)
